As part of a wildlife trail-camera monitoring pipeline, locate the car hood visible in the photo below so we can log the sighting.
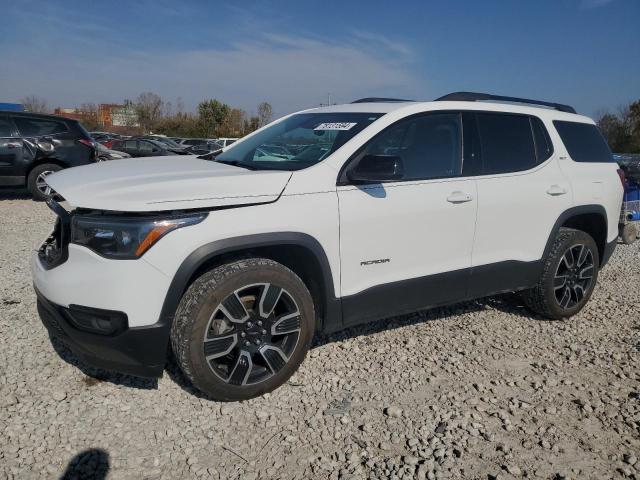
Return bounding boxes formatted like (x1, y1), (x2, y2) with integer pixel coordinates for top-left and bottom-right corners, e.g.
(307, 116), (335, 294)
(46, 156), (292, 212)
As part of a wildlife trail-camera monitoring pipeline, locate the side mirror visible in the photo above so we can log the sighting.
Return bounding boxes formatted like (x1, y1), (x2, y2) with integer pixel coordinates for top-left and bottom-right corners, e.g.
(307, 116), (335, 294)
(347, 154), (404, 183)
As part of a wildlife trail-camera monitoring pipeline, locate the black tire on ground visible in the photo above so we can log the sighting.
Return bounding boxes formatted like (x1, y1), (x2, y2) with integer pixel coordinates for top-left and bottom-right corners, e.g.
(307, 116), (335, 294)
(521, 227), (600, 320)
(170, 258), (315, 401)
(27, 163), (62, 201)
(621, 223), (637, 245)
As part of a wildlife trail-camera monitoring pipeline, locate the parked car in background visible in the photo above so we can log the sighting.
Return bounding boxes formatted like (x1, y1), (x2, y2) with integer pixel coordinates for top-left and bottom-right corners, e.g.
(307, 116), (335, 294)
(179, 138), (212, 147)
(185, 141), (224, 155)
(136, 135), (188, 154)
(96, 142), (131, 161)
(111, 138), (190, 157)
(0, 110), (97, 200)
(215, 138), (238, 148)
(92, 134), (121, 149)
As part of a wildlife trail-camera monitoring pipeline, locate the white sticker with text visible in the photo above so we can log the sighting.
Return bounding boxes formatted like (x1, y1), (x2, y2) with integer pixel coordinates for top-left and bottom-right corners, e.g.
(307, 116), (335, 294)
(314, 122), (357, 131)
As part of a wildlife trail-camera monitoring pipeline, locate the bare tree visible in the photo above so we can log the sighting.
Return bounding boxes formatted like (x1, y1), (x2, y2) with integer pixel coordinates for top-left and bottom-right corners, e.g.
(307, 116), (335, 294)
(257, 102), (273, 127)
(176, 97), (185, 115)
(135, 92), (164, 132)
(21, 95), (49, 113)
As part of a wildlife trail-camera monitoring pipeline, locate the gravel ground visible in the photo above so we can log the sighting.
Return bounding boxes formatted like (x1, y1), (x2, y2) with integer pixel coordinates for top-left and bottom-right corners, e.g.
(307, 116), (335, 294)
(1, 193), (639, 480)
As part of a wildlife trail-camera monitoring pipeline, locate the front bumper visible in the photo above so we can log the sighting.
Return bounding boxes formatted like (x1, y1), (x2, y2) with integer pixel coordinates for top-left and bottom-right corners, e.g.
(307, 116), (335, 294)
(36, 288), (170, 377)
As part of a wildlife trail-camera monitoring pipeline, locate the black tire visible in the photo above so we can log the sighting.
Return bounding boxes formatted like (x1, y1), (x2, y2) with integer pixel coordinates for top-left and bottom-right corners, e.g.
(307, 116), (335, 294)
(621, 223), (637, 245)
(521, 228), (599, 320)
(27, 163), (62, 201)
(170, 258), (315, 401)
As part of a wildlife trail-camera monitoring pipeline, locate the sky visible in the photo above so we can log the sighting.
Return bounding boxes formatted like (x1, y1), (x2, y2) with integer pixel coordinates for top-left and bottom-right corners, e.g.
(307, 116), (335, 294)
(0, 0), (638, 118)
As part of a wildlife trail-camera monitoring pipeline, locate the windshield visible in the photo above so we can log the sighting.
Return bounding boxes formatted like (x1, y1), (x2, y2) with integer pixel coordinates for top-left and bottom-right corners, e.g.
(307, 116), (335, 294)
(215, 112), (384, 171)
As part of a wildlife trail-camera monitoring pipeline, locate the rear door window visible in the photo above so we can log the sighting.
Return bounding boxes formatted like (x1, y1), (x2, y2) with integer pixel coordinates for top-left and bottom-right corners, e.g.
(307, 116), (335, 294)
(12, 117), (68, 136)
(476, 113), (537, 174)
(553, 121), (613, 162)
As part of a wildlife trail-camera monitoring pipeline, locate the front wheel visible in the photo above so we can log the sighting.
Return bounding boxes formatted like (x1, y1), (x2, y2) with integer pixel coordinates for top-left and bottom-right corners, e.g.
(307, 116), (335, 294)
(522, 228), (599, 319)
(171, 258), (315, 401)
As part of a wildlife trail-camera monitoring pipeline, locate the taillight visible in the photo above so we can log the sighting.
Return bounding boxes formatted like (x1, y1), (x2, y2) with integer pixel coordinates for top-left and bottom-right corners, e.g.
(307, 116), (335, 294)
(617, 168), (625, 188)
(77, 138), (95, 148)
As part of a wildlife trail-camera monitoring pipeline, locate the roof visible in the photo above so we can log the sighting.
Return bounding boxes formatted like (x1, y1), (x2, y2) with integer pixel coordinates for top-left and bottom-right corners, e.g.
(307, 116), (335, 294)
(304, 99), (592, 123)
(0, 110), (80, 122)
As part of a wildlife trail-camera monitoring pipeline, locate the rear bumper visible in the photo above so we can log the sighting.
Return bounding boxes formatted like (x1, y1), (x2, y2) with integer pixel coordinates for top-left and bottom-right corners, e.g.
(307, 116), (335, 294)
(36, 288), (170, 378)
(601, 238), (617, 268)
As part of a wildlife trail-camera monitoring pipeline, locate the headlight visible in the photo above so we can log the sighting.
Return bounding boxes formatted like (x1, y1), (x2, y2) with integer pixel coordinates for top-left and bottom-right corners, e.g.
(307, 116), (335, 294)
(71, 212), (207, 259)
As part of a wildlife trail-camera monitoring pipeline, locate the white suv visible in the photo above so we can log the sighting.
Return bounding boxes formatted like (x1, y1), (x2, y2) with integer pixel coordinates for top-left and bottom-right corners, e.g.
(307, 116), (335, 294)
(32, 92), (624, 401)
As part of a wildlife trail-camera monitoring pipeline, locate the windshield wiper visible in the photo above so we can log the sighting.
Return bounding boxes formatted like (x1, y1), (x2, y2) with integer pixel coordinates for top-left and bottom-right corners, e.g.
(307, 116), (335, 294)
(215, 159), (260, 171)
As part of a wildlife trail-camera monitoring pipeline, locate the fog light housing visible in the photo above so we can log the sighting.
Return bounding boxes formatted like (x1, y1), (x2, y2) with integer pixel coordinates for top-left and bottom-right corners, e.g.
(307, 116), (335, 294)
(62, 305), (128, 336)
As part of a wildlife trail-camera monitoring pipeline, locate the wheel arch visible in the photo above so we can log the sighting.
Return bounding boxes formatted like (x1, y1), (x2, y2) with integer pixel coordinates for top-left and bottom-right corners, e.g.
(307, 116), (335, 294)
(544, 205), (608, 266)
(159, 233), (341, 334)
(26, 158), (69, 178)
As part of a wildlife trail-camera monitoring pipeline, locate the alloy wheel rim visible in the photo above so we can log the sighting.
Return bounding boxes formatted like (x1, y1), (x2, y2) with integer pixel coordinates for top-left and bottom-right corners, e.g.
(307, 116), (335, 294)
(35, 171), (54, 196)
(553, 243), (594, 309)
(203, 283), (301, 386)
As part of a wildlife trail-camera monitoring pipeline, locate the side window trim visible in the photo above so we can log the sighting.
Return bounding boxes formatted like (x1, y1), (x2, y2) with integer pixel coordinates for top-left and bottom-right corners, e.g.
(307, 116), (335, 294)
(530, 116), (554, 163)
(337, 110), (464, 186)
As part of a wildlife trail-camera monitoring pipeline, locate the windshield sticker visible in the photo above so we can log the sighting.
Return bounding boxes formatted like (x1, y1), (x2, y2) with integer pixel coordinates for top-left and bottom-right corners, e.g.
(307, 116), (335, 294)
(314, 122), (357, 131)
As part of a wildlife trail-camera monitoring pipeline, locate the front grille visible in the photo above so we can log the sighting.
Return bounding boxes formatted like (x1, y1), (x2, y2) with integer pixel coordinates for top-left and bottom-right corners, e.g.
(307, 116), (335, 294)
(38, 200), (70, 270)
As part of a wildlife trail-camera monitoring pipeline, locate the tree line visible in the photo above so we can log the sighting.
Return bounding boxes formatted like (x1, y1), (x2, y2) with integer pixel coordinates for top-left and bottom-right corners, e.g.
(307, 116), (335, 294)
(596, 99), (640, 153)
(20, 93), (274, 138)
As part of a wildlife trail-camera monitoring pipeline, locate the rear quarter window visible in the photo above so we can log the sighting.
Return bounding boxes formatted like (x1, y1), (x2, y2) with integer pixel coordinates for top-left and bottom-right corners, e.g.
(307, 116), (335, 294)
(553, 121), (613, 163)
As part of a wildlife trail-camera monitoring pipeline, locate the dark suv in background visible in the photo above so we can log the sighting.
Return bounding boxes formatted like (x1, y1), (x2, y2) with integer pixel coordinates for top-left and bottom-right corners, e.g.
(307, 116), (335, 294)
(0, 111), (97, 200)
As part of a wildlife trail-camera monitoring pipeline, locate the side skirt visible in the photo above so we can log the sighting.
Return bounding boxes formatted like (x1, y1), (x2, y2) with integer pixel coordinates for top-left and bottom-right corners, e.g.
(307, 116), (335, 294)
(339, 259), (540, 328)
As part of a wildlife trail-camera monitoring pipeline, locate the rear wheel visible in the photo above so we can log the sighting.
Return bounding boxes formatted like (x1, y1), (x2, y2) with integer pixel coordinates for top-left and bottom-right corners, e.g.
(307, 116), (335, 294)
(27, 163), (62, 201)
(522, 228), (599, 319)
(171, 258), (315, 401)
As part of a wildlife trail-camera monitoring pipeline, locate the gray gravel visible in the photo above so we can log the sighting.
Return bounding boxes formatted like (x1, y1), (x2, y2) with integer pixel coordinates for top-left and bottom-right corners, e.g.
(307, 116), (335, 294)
(1, 195), (639, 480)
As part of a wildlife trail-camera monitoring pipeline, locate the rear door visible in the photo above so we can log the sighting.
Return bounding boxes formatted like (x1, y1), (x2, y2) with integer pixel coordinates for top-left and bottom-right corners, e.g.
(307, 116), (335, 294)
(337, 111), (478, 324)
(469, 111), (572, 295)
(0, 115), (23, 182)
(139, 140), (163, 156)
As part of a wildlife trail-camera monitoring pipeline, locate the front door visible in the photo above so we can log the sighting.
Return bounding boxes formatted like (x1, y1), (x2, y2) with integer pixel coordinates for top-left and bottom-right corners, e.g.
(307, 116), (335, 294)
(337, 112), (478, 325)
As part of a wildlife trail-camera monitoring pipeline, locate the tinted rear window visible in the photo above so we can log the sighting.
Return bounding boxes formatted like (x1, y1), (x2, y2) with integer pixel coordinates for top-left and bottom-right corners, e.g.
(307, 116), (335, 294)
(13, 116), (68, 136)
(553, 121), (613, 163)
(477, 113), (537, 174)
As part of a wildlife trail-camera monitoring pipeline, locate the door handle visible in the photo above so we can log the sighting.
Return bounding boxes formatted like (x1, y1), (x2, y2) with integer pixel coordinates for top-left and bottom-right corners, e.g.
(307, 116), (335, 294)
(546, 185), (567, 196)
(446, 191), (473, 203)
(6, 142), (21, 149)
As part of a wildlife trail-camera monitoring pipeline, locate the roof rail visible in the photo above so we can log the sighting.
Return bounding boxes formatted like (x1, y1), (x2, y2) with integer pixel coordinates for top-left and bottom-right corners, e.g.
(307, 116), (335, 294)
(351, 97), (413, 104)
(435, 91), (576, 114)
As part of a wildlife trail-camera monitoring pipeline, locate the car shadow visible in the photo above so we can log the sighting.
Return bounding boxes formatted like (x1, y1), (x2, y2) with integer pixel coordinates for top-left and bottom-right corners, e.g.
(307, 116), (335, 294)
(313, 292), (540, 348)
(165, 292), (542, 400)
(0, 187), (30, 200)
(59, 448), (110, 480)
(49, 336), (158, 390)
